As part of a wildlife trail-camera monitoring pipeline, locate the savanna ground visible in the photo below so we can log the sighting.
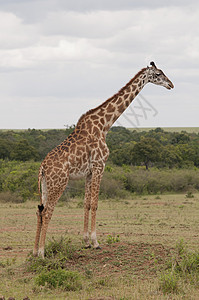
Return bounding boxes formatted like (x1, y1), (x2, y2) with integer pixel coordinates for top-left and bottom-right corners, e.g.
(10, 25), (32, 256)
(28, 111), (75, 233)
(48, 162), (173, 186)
(1, 193), (199, 299)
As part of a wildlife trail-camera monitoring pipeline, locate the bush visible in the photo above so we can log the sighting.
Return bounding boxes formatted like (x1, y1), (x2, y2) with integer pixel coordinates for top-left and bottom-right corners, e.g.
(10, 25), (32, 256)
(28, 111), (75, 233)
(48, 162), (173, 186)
(60, 179), (85, 201)
(159, 240), (199, 294)
(27, 237), (76, 273)
(172, 241), (199, 276)
(0, 191), (24, 203)
(45, 236), (75, 260)
(28, 237), (82, 291)
(186, 191), (194, 198)
(100, 171), (128, 199)
(35, 268), (82, 291)
(2, 159), (199, 203)
(159, 271), (179, 294)
(120, 167), (199, 195)
(0, 160), (39, 201)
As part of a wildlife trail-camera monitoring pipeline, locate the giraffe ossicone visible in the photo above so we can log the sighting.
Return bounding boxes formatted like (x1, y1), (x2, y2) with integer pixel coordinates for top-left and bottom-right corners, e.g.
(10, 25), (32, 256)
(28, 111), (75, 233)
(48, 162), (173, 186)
(33, 62), (174, 258)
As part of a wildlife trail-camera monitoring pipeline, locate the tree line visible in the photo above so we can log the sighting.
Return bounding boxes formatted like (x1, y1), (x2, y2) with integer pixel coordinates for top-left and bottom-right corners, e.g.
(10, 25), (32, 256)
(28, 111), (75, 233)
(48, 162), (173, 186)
(107, 127), (199, 169)
(1, 126), (199, 169)
(1, 127), (199, 201)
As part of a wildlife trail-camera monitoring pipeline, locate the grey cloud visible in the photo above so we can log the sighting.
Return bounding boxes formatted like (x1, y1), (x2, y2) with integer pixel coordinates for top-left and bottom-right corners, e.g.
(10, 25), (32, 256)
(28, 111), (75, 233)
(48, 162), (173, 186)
(1, 0), (199, 24)
(0, 0), (198, 129)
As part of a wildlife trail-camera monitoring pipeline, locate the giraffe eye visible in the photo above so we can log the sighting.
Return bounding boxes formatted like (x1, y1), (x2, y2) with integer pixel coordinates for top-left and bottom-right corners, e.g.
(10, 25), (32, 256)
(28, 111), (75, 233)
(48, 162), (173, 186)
(156, 73), (161, 76)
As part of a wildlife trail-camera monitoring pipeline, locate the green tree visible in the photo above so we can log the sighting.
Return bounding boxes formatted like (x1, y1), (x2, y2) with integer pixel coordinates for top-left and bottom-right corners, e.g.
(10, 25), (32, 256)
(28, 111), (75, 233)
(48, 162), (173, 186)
(160, 144), (182, 168)
(132, 137), (162, 169)
(175, 144), (195, 167)
(11, 139), (39, 161)
(0, 138), (13, 159)
(109, 142), (136, 166)
(171, 133), (190, 144)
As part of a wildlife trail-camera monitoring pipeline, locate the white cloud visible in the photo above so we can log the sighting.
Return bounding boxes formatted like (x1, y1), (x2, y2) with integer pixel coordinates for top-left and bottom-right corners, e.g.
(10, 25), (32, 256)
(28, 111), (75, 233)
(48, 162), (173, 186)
(41, 10), (133, 38)
(0, 11), (37, 49)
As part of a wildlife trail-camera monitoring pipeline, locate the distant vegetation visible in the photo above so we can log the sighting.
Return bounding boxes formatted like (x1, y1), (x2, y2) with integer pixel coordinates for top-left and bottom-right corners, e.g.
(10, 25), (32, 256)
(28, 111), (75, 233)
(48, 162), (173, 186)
(107, 127), (199, 169)
(0, 127), (74, 162)
(1, 126), (199, 201)
(1, 126), (199, 168)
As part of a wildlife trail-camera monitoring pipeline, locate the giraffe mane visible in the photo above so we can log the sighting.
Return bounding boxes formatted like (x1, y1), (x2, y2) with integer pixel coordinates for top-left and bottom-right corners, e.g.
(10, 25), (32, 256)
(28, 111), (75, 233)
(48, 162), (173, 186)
(76, 67), (147, 126)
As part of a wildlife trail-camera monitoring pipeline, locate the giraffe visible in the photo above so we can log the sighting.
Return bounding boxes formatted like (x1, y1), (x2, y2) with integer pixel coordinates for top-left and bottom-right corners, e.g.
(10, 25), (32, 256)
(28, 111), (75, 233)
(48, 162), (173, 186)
(33, 62), (174, 258)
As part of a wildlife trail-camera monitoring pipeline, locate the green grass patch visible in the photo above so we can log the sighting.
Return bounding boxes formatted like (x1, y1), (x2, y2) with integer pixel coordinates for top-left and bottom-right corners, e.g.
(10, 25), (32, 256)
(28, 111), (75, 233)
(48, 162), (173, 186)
(159, 271), (180, 294)
(106, 234), (120, 245)
(26, 236), (76, 273)
(159, 240), (199, 294)
(34, 268), (82, 291)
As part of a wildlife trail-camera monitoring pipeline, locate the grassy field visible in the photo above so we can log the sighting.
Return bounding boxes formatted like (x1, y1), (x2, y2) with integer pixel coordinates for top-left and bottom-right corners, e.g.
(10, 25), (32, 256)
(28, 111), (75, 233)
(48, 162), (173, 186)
(1, 194), (199, 299)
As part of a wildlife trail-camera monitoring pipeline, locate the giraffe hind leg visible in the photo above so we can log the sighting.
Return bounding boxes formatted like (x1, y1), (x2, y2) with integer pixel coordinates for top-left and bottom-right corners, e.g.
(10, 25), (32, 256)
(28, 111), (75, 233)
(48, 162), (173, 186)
(38, 197), (57, 258)
(33, 204), (44, 256)
(33, 172), (46, 257)
(38, 185), (69, 257)
(35, 168), (69, 258)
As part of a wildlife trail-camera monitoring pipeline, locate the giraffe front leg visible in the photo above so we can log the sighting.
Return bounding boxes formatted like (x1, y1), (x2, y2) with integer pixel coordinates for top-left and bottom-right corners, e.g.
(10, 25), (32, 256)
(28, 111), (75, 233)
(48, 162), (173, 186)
(83, 174), (92, 248)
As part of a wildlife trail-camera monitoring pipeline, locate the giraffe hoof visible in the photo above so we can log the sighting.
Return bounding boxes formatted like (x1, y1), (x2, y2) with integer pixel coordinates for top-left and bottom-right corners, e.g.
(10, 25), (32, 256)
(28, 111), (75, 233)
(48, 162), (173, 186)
(95, 245), (101, 250)
(84, 244), (92, 249)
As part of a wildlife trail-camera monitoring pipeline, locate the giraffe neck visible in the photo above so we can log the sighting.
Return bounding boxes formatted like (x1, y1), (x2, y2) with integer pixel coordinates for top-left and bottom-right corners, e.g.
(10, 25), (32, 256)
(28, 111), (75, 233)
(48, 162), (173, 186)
(77, 67), (149, 135)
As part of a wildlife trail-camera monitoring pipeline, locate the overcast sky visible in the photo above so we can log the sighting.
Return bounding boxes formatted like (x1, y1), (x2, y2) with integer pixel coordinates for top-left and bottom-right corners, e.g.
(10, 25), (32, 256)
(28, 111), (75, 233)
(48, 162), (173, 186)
(0, 0), (199, 129)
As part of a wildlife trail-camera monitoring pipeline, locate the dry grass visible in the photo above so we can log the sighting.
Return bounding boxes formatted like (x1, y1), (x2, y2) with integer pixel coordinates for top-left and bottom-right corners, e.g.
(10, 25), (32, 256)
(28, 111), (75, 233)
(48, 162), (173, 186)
(1, 194), (199, 299)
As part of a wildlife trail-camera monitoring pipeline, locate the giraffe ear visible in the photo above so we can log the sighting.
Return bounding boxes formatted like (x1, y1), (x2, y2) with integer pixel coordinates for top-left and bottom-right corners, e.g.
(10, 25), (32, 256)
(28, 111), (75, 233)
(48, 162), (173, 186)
(150, 61), (157, 68)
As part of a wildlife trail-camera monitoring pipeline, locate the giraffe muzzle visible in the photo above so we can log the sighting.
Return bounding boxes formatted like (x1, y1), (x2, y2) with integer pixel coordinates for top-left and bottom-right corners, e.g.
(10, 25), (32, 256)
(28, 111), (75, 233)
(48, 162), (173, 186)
(166, 81), (174, 90)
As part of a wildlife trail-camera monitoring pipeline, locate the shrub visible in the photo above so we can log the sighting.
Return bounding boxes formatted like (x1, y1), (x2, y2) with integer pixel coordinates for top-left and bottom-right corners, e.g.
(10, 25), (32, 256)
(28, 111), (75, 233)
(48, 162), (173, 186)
(34, 268), (82, 291)
(185, 191), (194, 198)
(60, 179), (85, 200)
(159, 271), (179, 294)
(172, 241), (199, 276)
(29, 237), (82, 291)
(159, 240), (199, 294)
(27, 237), (76, 273)
(0, 191), (23, 203)
(0, 160), (39, 201)
(2, 159), (199, 202)
(106, 234), (120, 245)
(45, 236), (75, 260)
(100, 172), (128, 199)
(120, 167), (199, 195)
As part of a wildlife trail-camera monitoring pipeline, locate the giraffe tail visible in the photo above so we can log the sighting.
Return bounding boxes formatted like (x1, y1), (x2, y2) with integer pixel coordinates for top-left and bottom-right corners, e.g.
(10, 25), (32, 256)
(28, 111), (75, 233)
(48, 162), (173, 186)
(38, 166), (47, 215)
(38, 166), (43, 204)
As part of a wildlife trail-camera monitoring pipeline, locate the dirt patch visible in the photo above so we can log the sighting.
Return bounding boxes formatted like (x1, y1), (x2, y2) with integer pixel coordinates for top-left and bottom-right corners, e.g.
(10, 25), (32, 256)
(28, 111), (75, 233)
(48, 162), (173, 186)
(67, 242), (171, 278)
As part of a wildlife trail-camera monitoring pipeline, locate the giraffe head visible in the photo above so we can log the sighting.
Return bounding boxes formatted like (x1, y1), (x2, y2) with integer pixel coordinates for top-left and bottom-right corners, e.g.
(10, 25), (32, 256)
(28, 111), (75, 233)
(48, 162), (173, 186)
(147, 61), (174, 90)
